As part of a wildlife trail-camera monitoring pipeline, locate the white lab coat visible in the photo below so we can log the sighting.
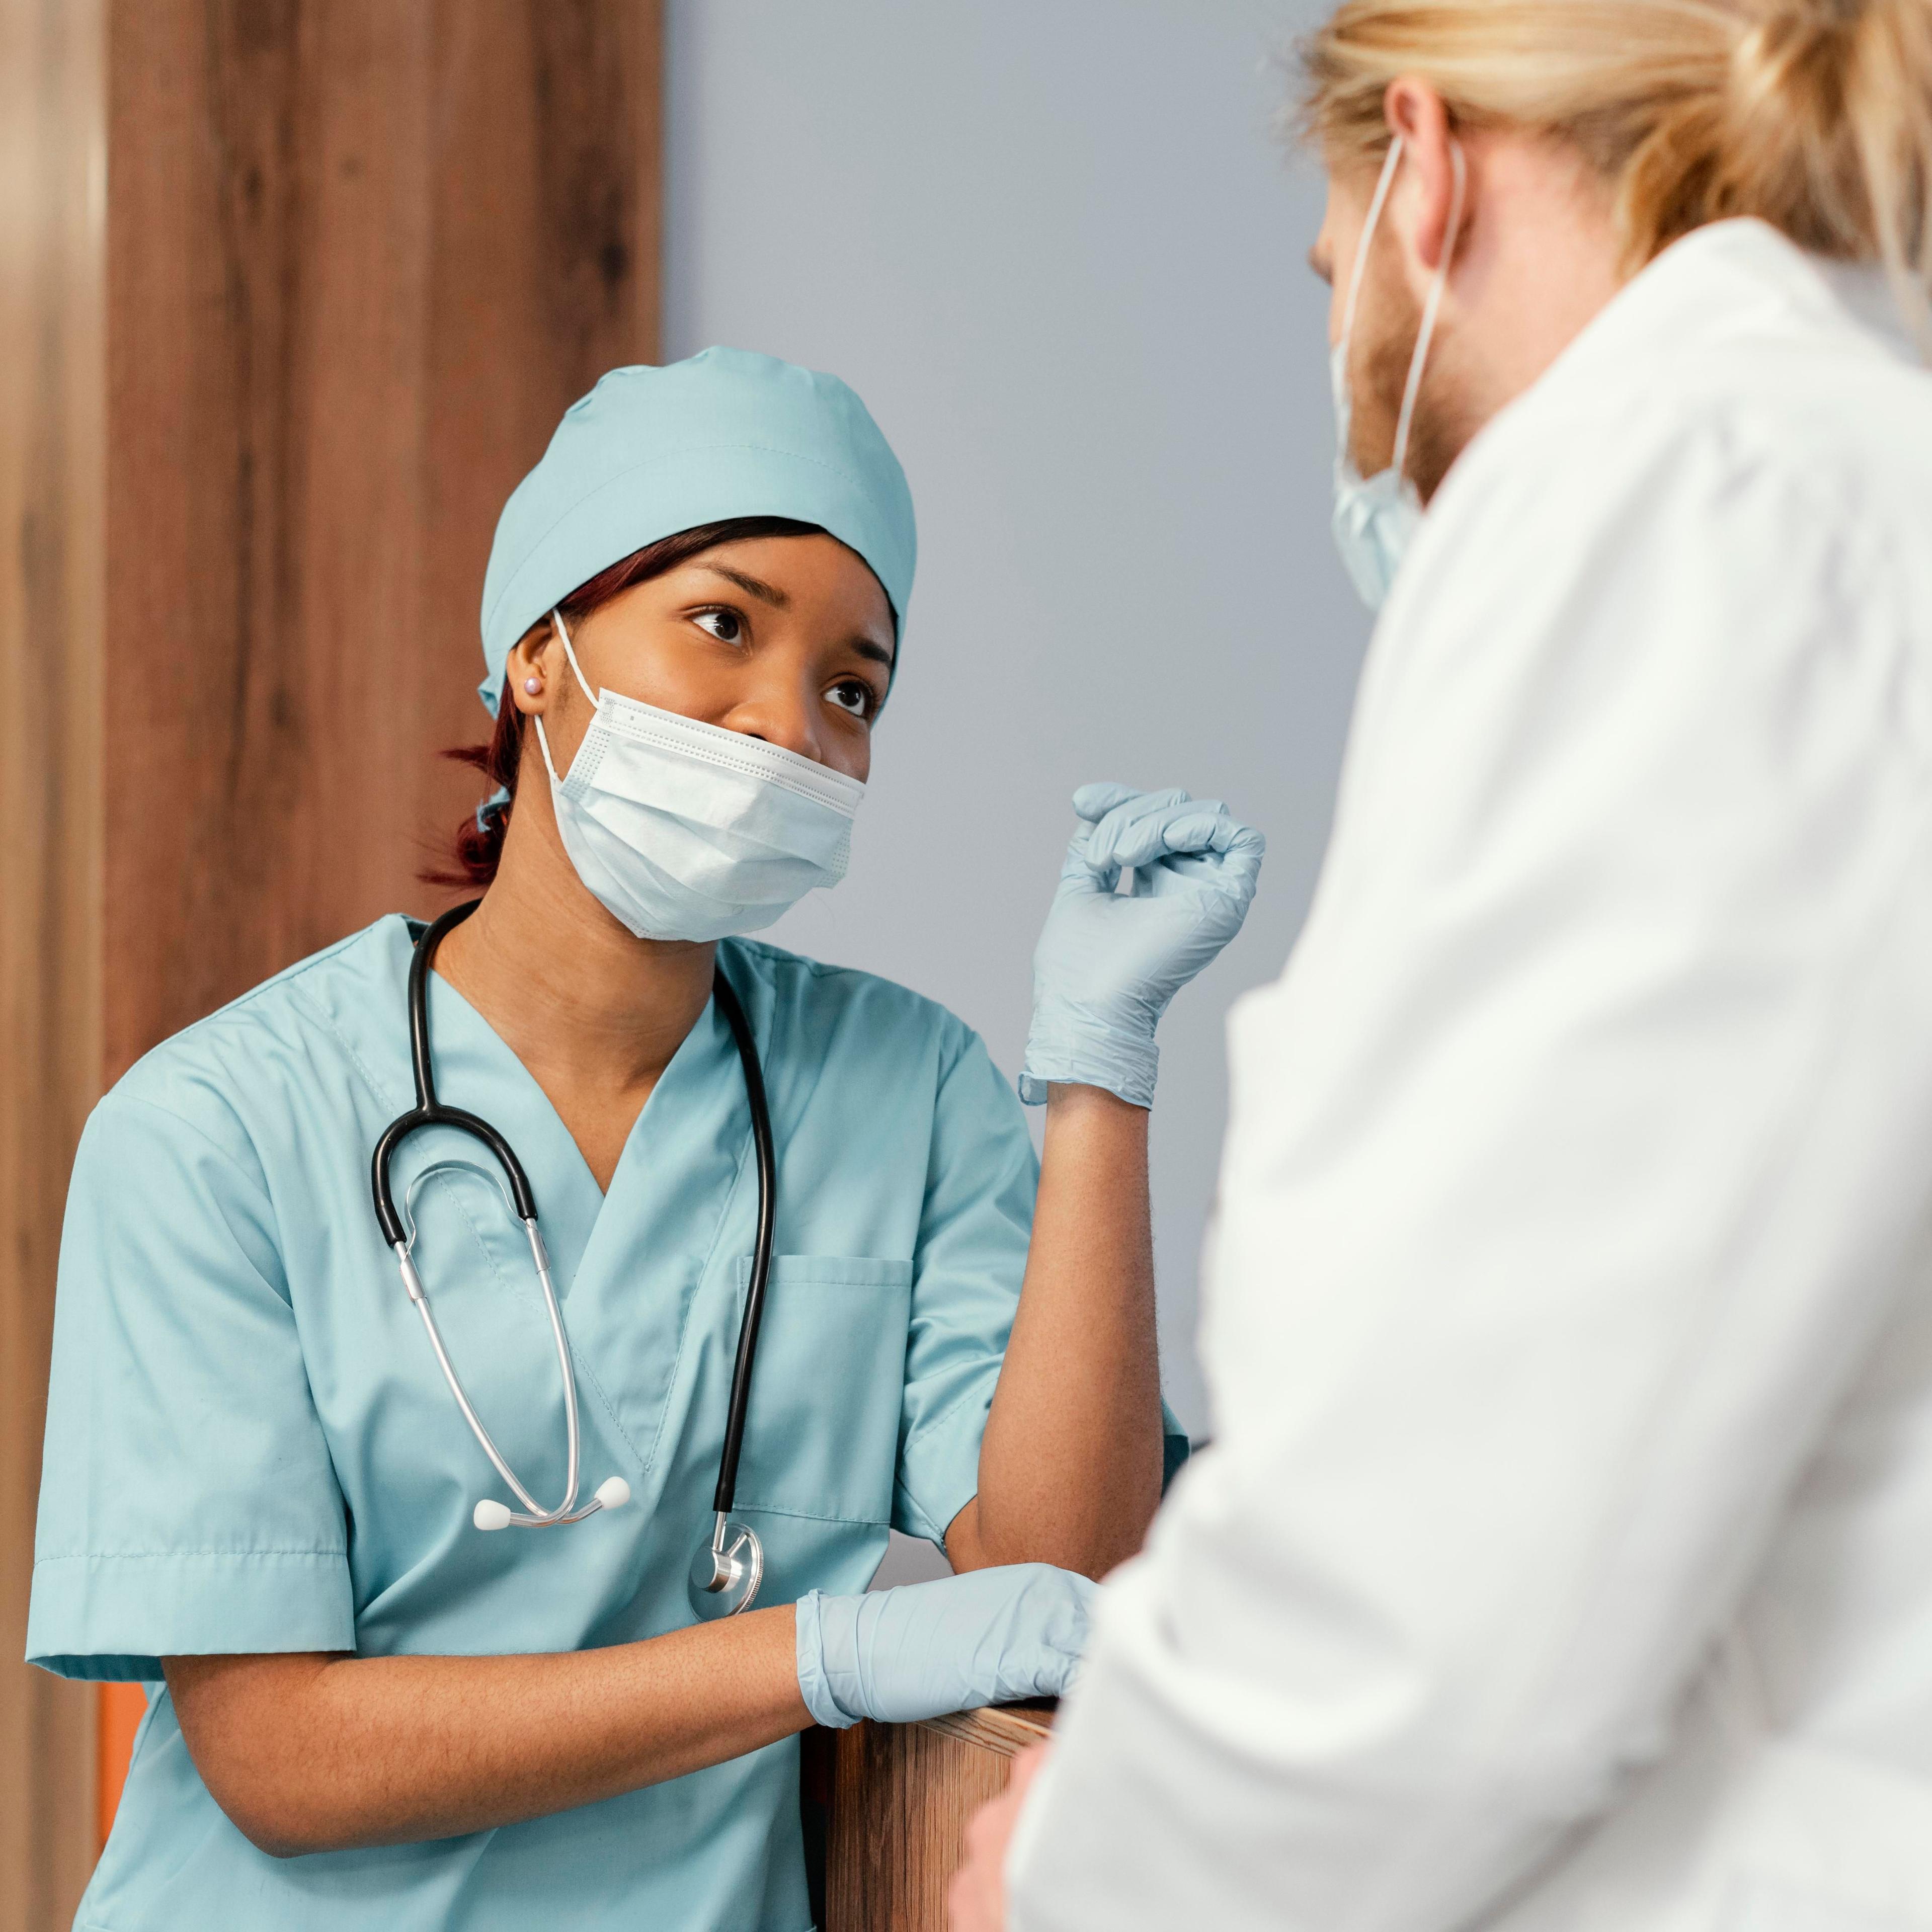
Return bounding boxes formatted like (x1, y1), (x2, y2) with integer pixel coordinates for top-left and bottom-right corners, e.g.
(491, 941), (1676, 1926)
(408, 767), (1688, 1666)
(1008, 220), (1932, 1932)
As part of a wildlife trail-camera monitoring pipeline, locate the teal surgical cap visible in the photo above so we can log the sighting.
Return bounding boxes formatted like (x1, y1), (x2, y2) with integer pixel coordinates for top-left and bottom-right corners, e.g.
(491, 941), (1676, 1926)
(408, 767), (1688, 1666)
(477, 346), (917, 715)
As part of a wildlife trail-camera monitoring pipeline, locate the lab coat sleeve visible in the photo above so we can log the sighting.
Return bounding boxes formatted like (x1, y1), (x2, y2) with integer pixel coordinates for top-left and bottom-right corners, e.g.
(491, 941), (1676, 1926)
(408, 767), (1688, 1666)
(1006, 406), (1932, 1927)
(891, 1026), (1037, 1544)
(27, 1091), (355, 1680)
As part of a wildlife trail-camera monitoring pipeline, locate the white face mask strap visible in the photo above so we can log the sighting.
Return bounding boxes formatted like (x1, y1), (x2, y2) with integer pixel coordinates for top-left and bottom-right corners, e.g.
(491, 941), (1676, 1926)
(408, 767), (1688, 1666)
(1338, 134), (1405, 357)
(532, 608), (598, 787)
(533, 715), (562, 786)
(1391, 139), (1466, 482)
(551, 609), (598, 707)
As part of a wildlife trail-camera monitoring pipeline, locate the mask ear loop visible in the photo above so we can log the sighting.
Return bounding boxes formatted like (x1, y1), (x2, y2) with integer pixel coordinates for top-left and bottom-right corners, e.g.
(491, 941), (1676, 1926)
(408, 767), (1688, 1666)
(532, 608), (600, 787)
(1390, 139), (1467, 485)
(1338, 133), (1406, 365)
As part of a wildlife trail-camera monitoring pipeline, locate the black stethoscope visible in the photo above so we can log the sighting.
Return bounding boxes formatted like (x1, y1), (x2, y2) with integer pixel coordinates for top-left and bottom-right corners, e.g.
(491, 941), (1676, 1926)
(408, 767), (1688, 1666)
(370, 899), (776, 1618)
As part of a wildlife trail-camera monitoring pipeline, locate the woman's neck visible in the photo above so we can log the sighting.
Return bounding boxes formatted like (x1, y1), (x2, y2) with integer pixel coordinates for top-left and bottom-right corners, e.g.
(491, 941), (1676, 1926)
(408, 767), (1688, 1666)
(432, 795), (716, 1191)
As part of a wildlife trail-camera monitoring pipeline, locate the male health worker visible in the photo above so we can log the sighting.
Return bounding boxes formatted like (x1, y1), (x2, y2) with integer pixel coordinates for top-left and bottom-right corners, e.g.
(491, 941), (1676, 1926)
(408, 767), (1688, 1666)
(953, 0), (1932, 1926)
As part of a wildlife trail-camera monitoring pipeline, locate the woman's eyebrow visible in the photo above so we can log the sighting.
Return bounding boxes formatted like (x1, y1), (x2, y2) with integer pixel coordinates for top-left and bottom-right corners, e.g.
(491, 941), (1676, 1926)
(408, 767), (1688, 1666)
(851, 638), (895, 671)
(699, 562), (789, 607)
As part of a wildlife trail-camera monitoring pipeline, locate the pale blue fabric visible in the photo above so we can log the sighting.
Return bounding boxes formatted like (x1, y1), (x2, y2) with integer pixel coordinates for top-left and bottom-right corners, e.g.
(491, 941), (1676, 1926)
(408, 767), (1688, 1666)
(1021, 784), (1265, 1108)
(794, 1563), (1096, 1729)
(29, 917), (1028, 1932)
(477, 347), (918, 715)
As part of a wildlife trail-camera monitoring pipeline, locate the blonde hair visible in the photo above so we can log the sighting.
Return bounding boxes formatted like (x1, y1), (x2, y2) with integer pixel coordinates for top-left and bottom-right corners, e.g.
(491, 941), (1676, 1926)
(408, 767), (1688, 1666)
(1301, 0), (1932, 327)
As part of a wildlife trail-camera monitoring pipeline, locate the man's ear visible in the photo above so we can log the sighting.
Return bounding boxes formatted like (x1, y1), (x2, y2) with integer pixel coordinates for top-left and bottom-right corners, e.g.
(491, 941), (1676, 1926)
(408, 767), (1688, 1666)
(1383, 77), (1460, 276)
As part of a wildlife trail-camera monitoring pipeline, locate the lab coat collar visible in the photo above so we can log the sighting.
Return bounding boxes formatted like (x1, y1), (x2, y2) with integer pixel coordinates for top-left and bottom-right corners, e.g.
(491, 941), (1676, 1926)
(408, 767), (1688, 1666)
(1527, 217), (1916, 421)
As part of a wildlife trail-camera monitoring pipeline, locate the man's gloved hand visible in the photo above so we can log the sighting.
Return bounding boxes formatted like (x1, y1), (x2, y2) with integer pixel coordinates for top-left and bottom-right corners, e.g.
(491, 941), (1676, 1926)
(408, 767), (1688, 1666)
(1021, 783), (1265, 1107)
(794, 1563), (1097, 1729)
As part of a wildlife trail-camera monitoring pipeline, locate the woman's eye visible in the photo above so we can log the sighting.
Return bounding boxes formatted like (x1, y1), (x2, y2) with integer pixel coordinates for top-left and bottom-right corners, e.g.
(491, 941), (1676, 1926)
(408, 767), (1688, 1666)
(826, 679), (874, 719)
(694, 609), (745, 645)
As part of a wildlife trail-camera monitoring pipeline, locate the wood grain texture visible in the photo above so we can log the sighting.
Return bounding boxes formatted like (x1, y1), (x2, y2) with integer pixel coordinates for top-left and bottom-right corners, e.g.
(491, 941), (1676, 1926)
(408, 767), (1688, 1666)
(2, 5), (662, 1916)
(0, 2), (107, 1924)
(104, 0), (662, 1080)
(827, 1705), (1055, 1932)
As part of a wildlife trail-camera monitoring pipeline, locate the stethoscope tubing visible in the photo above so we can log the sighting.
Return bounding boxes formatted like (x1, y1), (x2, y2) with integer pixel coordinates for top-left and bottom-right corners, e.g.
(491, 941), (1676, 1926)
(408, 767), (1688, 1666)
(395, 1226), (590, 1523)
(371, 901), (538, 1246)
(371, 899), (777, 1554)
(708, 969), (775, 1519)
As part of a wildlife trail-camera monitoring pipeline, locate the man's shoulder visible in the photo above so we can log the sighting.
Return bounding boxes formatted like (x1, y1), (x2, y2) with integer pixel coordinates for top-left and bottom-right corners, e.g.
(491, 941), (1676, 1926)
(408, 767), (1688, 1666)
(1456, 235), (1932, 543)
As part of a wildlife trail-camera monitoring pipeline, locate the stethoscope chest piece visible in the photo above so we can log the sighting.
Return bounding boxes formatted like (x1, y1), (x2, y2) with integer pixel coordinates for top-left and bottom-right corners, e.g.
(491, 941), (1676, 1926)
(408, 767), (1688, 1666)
(689, 1512), (763, 1619)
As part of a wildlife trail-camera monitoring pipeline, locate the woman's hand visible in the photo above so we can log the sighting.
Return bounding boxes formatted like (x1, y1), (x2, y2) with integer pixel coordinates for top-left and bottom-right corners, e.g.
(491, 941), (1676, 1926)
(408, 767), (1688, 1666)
(1020, 783), (1264, 1108)
(949, 1741), (1052, 1931)
(795, 1565), (1095, 1728)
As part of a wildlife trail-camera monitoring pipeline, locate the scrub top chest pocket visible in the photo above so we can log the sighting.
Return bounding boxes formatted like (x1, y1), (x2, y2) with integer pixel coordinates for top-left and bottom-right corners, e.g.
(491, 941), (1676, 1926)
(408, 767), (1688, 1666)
(729, 1256), (914, 1527)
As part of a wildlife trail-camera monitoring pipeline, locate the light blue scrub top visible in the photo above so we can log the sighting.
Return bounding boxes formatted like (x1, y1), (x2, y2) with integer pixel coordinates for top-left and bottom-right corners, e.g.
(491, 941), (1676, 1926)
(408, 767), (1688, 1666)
(28, 917), (1035, 1931)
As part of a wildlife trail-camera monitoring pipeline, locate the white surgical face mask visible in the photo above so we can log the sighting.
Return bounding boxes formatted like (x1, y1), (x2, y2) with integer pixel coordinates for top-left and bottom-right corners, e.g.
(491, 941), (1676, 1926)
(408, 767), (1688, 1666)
(533, 612), (865, 942)
(1330, 134), (1466, 611)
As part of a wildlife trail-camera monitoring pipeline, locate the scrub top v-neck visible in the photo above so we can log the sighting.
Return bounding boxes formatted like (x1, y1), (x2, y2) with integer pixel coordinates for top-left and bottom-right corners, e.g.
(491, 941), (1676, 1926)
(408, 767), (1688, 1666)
(28, 915), (1037, 1932)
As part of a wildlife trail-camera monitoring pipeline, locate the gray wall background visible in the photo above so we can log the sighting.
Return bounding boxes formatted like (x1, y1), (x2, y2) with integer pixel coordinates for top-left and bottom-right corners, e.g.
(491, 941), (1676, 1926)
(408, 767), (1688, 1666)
(663, 0), (1369, 1441)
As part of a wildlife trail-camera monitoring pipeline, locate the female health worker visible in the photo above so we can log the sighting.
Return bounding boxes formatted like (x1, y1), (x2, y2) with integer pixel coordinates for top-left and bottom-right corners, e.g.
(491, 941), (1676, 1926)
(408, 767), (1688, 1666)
(26, 348), (1262, 1930)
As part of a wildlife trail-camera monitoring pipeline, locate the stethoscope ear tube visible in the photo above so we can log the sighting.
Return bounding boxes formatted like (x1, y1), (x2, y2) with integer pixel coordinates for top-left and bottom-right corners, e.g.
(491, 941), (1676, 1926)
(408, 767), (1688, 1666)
(371, 900), (542, 1244)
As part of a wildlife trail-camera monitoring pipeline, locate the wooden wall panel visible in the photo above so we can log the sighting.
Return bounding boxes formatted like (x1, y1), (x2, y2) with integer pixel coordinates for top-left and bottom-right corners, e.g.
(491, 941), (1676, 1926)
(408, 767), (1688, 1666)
(0, 3), (107, 1925)
(104, 0), (661, 1079)
(3, 5), (660, 1923)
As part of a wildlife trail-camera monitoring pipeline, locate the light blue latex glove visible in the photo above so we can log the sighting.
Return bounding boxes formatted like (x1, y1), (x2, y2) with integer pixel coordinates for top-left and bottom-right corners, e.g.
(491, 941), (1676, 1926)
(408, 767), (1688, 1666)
(1020, 782), (1265, 1107)
(794, 1563), (1097, 1729)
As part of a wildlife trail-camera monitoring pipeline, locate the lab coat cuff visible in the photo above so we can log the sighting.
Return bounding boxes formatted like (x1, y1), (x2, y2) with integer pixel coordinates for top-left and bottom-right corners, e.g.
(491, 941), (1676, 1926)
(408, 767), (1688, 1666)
(26, 1549), (355, 1682)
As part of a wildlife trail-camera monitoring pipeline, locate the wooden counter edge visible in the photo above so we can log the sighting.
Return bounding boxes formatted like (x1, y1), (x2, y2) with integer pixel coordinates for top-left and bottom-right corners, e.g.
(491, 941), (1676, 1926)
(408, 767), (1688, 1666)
(915, 1703), (1056, 1755)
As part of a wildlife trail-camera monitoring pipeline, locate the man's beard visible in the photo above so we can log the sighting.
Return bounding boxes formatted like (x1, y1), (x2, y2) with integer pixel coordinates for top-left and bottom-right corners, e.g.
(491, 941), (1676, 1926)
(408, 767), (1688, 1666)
(1348, 269), (1470, 507)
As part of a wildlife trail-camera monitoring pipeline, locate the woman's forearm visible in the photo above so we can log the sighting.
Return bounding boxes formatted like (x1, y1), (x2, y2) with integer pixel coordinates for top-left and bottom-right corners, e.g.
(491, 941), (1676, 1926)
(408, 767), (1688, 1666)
(955, 1083), (1164, 1578)
(165, 1607), (806, 1857)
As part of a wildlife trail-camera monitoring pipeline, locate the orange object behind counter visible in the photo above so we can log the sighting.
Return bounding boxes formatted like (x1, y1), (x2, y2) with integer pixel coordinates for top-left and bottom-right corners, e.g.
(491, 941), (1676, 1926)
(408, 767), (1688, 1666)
(98, 1682), (148, 1845)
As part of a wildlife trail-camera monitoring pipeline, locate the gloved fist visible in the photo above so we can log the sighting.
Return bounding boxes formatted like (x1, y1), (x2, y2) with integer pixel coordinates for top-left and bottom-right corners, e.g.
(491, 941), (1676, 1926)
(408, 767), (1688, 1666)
(794, 1562), (1096, 1729)
(1020, 783), (1264, 1107)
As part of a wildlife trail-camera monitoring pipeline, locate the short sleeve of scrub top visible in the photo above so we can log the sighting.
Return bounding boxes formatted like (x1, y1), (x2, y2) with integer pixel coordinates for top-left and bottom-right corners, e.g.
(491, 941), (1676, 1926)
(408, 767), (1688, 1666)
(891, 1022), (1036, 1541)
(30, 1089), (356, 1679)
(25, 921), (1045, 1932)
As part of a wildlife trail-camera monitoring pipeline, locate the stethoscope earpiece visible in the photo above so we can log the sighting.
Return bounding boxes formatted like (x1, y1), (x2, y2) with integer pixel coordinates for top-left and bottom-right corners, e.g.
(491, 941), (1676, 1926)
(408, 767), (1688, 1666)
(473, 1476), (630, 1534)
